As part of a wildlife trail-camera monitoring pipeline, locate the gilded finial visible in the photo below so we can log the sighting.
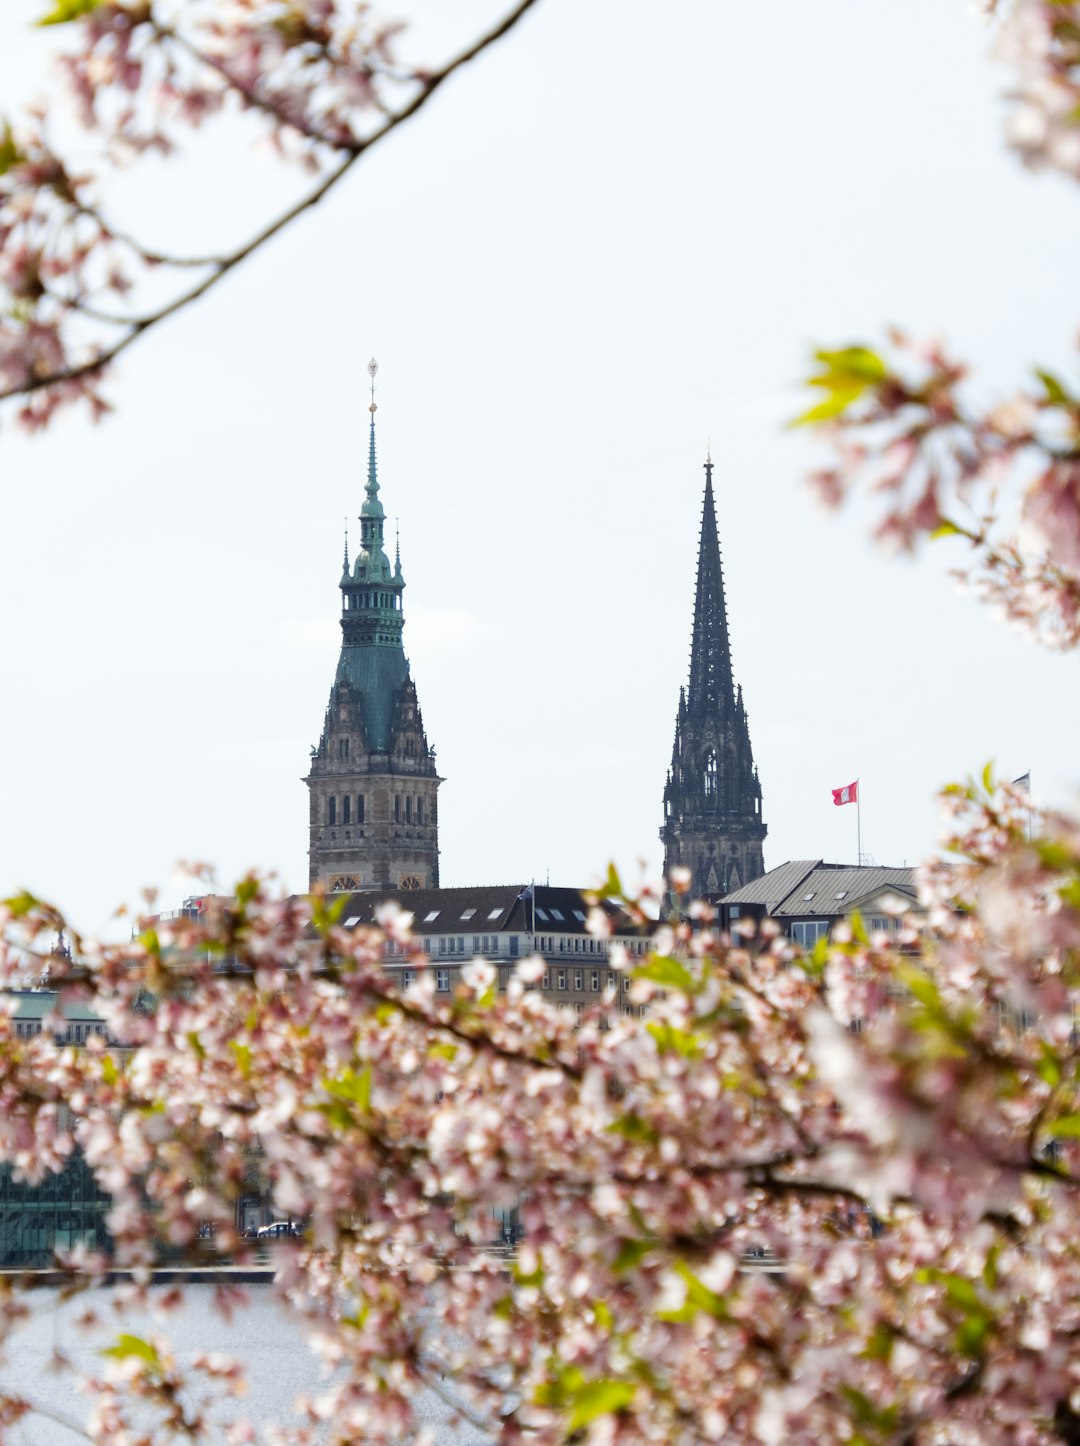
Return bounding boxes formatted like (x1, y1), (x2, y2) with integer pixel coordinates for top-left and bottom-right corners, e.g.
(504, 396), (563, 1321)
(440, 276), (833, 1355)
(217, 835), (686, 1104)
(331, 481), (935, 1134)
(343, 516), (349, 570)
(395, 516), (400, 570)
(368, 357), (378, 414)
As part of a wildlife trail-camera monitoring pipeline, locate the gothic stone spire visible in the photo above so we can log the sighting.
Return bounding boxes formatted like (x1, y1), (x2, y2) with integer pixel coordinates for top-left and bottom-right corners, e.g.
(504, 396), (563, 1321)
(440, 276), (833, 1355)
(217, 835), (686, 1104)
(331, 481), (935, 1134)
(661, 454), (766, 903)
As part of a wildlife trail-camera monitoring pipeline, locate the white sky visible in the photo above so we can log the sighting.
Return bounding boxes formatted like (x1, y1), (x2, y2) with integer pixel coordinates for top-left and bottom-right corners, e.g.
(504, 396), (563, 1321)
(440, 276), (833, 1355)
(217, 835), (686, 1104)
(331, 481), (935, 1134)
(0, 0), (1077, 935)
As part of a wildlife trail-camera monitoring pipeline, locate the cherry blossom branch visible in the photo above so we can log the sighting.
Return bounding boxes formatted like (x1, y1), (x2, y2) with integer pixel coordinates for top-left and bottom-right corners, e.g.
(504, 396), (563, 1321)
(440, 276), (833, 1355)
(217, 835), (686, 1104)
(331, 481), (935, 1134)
(0, 0), (542, 421)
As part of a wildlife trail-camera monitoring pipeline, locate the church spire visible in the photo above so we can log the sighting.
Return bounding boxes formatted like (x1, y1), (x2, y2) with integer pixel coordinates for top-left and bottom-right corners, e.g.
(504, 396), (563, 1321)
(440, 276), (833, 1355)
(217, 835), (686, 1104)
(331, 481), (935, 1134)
(687, 455), (734, 714)
(661, 451), (766, 904)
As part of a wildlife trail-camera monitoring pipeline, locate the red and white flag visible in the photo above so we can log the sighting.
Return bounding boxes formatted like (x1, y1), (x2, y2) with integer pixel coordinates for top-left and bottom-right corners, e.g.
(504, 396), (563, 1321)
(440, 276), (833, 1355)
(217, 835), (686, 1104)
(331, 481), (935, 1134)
(832, 781), (858, 807)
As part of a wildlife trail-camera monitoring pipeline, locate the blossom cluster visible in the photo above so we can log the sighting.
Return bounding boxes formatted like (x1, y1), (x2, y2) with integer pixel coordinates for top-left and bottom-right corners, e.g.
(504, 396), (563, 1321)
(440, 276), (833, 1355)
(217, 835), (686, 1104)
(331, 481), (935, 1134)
(0, 778), (1079, 1442)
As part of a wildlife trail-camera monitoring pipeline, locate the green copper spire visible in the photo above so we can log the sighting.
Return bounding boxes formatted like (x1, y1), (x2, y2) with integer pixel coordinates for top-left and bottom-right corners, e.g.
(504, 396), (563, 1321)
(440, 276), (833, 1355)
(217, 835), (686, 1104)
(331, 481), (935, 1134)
(333, 357), (409, 751)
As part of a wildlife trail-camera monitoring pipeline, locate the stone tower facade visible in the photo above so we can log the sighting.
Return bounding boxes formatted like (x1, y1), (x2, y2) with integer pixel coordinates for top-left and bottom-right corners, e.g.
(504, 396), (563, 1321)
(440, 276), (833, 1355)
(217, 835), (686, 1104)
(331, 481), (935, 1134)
(305, 365), (441, 893)
(661, 457), (765, 900)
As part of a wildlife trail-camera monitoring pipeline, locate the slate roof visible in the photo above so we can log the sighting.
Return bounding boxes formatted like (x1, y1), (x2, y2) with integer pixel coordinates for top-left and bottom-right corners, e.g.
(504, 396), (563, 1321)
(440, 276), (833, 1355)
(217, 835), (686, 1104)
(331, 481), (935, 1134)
(339, 884), (642, 936)
(723, 861), (918, 918)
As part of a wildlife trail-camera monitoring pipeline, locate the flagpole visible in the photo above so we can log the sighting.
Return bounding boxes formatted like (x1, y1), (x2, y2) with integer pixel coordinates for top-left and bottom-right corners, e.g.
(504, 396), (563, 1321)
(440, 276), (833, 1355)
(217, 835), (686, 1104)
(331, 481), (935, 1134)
(857, 780), (862, 866)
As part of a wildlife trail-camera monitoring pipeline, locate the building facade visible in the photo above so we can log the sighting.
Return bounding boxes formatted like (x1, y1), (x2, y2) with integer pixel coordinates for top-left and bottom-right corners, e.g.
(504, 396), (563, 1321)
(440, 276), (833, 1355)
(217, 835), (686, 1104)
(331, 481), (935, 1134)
(661, 457), (766, 900)
(338, 884), (653, 1020)
(305, 363), (441, 894)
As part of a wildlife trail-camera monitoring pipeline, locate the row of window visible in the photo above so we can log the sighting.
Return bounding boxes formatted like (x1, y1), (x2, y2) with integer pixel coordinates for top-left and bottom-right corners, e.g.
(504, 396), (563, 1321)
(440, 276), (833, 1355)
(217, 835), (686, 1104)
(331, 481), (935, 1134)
(327, 795), (364, 826)
(406, 967), (632, 996)
(325, 794), (429, 827)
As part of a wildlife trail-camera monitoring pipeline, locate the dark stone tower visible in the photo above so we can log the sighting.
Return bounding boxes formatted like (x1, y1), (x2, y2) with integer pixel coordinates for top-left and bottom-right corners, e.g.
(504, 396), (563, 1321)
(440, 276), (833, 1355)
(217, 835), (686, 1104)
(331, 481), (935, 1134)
(661, 455), (765, 899)
(305, 361), (441, 893)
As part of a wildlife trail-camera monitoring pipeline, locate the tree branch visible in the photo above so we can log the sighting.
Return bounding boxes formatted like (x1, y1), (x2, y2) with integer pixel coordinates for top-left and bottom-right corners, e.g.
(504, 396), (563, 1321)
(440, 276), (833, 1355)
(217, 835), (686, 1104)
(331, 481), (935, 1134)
(0, 0), (542, 406)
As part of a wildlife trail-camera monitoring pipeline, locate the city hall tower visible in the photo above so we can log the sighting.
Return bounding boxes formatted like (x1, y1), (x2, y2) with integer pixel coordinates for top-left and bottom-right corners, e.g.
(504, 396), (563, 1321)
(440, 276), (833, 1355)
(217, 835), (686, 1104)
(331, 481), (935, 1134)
(305, 362), (441, 893)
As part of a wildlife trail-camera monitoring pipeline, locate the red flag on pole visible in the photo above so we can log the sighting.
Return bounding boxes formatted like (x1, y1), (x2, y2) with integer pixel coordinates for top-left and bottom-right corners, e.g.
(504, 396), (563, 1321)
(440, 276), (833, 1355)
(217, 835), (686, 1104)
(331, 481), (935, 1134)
(832, 781), (858, 806)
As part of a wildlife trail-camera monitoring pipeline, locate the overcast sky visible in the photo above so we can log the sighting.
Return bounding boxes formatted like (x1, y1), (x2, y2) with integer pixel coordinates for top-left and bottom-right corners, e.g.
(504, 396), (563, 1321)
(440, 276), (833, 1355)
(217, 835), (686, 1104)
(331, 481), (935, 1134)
(1, 0), (1077, 934)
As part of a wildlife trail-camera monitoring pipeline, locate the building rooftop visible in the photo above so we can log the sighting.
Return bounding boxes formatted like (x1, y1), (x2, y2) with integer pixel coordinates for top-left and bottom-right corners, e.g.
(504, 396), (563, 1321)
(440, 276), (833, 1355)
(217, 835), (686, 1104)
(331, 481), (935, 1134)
(338, 883), (643, 936)
(723, 861), (918, 918)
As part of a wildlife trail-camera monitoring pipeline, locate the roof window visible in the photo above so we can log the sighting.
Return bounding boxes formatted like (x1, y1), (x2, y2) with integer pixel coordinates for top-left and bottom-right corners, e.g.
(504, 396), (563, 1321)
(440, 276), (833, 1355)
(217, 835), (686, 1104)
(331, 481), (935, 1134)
(460, 908), (476, 920)
(834, 891), (848, 900)
(344, 916), (360, 928)
(549, 909), (564, 921)
(487, 908), (502, 920)
(534, 908), (548, 921)
(423, 910), (441, 922)
(573, 910), (586, 922)
(802, 892), (815, 901)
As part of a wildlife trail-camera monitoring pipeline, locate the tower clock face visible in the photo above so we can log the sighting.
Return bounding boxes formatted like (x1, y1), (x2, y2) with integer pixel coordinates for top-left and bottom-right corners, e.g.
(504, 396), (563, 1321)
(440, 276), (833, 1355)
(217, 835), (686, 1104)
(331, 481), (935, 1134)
(329, 873), (361, 893)
(397, 873), (423, 891)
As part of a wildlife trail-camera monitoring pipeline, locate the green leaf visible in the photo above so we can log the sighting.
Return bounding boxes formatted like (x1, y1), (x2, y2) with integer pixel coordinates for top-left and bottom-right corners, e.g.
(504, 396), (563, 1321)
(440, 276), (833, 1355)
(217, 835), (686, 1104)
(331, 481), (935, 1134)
(814, 346), (888, 384)
(608, 1113), (659, 1145)
(655, 1261), (728, 1323)
(3, 891), (39, 918)
(612, 1238), (653, 1274)
(1047, 1113), (1080, 1139)
(567, 1379), (635, 1432)
(38, 0), (107, 23)
(634, 956), (695, 993)
(1036, 368), (1074, 407)
(791, 383), (866, 427)
(981, 760), (995, 795)
(646, 1020), (704, 1059)
(862, 1322), (894, 1363)
(929, 520), (962, 540)
(100, 1334), (163, 1375)
(0, 124), (24, 177)
(323, 1064), (372, 1113)
(839, 1385), (899, 1433)
(230, 1041), (252, 1079)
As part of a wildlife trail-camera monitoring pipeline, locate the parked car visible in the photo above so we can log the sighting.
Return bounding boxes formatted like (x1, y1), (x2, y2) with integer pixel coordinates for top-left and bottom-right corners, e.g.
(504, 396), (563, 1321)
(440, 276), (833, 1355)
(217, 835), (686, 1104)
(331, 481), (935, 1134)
(255, 1221), (300, 1240)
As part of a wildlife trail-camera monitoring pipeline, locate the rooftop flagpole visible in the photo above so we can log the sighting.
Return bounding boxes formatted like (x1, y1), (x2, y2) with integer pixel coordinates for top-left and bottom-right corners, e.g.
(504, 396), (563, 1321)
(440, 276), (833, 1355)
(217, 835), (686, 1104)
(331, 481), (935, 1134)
(857, 780), (862, 866)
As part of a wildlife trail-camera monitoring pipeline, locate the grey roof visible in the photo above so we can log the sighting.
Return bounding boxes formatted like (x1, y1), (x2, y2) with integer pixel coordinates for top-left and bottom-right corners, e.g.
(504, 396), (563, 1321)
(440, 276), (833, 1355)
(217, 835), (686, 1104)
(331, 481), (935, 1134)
(721, 861), (820, 912)
(723, 861), (918, 918)
(339, 884), (643, 937)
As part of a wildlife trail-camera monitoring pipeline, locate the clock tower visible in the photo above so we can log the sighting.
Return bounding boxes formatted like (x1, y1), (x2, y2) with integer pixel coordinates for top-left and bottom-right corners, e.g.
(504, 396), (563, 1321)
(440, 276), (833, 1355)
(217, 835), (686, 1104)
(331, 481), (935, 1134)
(304, 362), (441, 894)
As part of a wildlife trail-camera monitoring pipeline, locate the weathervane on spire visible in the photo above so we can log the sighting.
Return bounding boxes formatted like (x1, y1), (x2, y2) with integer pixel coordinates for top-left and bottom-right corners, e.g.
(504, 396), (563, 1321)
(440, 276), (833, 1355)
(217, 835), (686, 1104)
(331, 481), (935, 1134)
(704, 437), (713, 483)
(368, 357), (378, 414)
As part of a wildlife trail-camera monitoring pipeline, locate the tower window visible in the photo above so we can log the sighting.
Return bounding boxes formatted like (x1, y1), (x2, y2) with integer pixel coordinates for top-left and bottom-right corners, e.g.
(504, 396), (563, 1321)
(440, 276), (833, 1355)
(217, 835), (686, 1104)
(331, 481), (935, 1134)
(405, 797), (412, 823)
(328, 797), (337, 826)
(417, 799), (425, 825)
(705, 749), (717, 799)
(357, 795), (365, 823)
(343, 796), (351, 825)
(394, 795), (401, 823)
(339, 738), (349, 760)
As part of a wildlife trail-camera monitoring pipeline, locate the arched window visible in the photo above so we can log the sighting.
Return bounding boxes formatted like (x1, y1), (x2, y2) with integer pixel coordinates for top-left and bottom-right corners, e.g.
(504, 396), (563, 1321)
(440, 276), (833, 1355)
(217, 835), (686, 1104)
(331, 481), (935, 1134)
(343, 796), (351, 825)
(417, 798), (425, 825)
(339, 738), (349, 760)
(704, 750), (717, 799)
(394, 795), (401, 823)
(357, 794), (365, 823)
(328, 796), (337, 826)
(406, 796), (413, 823)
